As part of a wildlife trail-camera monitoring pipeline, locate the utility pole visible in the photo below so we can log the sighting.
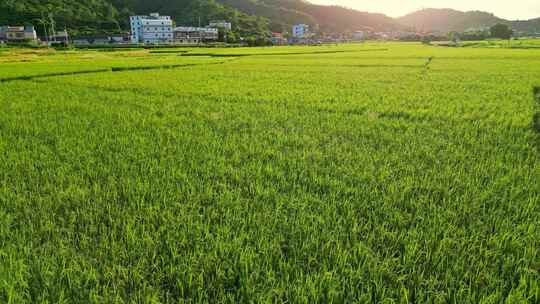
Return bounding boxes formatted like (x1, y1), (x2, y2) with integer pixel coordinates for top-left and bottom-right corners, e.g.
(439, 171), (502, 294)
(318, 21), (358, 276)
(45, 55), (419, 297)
(64, 27), (69, 44)
(198, 1), (202, 28)
(198, 2), (202, 45)
(39, 12), (49, 45)
(49, 12), (56, 42)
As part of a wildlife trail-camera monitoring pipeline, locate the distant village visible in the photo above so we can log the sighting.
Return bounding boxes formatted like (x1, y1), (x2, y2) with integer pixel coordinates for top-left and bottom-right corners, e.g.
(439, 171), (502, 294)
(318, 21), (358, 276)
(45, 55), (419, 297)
(1, 12), (538, 47)
(0, 14), (323, 46)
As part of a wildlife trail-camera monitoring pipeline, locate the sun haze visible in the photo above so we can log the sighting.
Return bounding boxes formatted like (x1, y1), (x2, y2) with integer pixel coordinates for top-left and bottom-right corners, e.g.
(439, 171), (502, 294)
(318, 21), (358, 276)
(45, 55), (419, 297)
(308, 0), (540, 20)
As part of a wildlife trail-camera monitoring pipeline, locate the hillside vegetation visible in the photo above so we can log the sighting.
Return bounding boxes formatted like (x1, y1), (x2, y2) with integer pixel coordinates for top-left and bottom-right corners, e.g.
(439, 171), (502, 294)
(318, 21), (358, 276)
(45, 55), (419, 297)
(2, 1), (539, 36)
(0, 0), (399, 37)
(0, 0), (269, 37)
(218, 0), (402, 32)
(0, 0), (404, 37)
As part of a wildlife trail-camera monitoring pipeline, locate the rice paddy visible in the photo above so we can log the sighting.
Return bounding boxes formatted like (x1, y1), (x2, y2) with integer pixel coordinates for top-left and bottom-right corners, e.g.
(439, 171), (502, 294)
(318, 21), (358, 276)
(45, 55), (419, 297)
(0, 43), (539, 303)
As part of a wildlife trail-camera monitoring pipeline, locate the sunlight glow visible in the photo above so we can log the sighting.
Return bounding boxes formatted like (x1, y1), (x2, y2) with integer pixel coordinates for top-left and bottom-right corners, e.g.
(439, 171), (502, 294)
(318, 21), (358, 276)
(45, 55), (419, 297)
(308, 0), (540, 20)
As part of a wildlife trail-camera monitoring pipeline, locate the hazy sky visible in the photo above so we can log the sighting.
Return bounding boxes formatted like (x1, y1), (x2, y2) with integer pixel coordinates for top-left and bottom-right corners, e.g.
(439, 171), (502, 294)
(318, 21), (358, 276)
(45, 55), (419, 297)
(308, 0), (540, 20)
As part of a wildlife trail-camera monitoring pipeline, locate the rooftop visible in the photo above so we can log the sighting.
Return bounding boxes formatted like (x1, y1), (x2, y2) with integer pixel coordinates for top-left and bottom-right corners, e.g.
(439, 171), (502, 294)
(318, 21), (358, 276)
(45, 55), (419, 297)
(174, 26), (218, 33)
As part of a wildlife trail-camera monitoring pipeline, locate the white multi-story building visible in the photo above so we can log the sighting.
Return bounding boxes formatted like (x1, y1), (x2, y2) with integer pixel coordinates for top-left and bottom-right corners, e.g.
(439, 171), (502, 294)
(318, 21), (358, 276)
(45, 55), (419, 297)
(209, 20), (232, 31)
(292, 24), (309, 38)
(130, 13), (173, 44)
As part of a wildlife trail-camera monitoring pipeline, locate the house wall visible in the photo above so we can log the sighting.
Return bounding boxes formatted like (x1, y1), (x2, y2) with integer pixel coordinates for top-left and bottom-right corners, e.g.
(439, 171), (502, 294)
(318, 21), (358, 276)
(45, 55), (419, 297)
(292, 24), (309, 38)
(173, 27), (218, 43)
(130, 14), (173, 44)
(209, 21), (232, 31)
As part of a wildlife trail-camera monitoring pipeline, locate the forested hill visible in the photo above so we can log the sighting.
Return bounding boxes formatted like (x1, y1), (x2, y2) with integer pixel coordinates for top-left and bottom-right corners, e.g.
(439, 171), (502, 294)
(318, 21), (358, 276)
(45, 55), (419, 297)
(2, 1), (539, 38)
(0, 0), (403, 37)
(217, 0), (401, 32)
(398, 8), (540, 34)
(0, 0), (270, 37)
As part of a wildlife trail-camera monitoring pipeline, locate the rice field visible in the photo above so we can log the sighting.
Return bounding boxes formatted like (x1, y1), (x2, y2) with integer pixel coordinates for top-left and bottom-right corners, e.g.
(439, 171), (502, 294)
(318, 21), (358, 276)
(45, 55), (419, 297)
(0, 43), (539, 303)
(457, 39), (540, 49)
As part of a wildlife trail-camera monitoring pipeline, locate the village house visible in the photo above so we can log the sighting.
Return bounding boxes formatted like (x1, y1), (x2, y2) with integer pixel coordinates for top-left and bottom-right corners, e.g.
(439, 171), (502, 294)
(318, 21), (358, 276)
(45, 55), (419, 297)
(209, 20), (232, 31)
(271, 32), (287, 45)
(173, 26), (218, 44)
(73, 32), (130, 45)
(51, 29), (70, 44)
(0, 26), (37, 43)
(353, 31), (365, 41)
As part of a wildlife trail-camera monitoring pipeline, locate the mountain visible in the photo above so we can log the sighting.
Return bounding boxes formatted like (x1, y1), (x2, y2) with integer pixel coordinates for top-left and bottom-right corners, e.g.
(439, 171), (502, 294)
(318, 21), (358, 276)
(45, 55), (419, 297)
(0, 0), (403, 37)
(398, 8), (540, 34)
(0, 0), (270, 37)
(0, 0), (121, 33)
(1, 1), (538, 38)
(511, 18), (540, 34)
(296, 3), (402, 32)
(216, 0), (402, 32)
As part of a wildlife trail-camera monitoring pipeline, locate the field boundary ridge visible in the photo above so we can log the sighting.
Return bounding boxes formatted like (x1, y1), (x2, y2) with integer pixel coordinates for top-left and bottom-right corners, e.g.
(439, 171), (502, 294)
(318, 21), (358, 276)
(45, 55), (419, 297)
(0, 61), (228, 83)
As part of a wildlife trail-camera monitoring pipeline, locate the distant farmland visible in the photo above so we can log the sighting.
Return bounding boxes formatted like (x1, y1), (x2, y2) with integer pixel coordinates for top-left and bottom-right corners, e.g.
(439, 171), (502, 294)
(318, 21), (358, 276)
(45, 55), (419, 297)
(0, 43), (539, 303)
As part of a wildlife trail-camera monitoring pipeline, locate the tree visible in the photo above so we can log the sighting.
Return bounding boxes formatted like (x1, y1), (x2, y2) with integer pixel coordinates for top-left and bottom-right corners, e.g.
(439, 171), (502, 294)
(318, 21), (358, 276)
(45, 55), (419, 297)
(490, 23), (513, 39)
(226, 30), (238, 43)
(421, 36), (432, 45)
(448, 31), (460, 43)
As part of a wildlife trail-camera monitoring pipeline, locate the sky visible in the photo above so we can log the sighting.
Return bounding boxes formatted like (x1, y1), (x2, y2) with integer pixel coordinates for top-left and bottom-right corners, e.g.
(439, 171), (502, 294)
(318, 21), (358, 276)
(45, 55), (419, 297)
(308, 0), (540, 20)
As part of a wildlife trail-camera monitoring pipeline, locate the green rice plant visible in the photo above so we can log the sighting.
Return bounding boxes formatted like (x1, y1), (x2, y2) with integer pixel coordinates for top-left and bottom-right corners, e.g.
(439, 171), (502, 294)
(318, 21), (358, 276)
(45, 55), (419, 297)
(533, 87), (540, 151)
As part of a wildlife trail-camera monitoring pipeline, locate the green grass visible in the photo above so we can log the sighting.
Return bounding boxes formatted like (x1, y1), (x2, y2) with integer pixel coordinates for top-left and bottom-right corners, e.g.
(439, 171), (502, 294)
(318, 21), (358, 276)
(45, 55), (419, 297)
(0, 43), (539, 303)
